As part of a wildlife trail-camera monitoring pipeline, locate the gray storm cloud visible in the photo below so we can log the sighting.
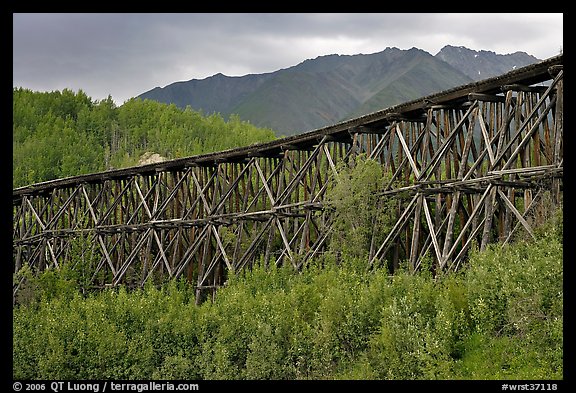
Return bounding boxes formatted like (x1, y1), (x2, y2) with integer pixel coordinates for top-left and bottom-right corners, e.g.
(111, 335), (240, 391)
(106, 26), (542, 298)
(13, 13), (563, 105)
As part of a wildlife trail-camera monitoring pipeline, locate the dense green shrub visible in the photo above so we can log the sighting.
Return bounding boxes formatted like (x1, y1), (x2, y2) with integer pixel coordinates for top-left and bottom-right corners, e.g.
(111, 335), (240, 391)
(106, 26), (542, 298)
(12, 135), (563, 380)
(325, 154), (398, 261)
(13, 212), (562, 380)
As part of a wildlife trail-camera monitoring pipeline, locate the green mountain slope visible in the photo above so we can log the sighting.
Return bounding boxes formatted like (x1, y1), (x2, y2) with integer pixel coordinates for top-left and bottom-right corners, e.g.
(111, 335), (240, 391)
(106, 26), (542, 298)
(138, 46), (540, 136)
(348, 51), (473, 118)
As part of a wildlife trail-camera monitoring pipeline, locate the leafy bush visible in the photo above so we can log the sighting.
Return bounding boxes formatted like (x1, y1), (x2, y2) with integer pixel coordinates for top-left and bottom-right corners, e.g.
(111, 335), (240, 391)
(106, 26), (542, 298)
(325, 154), (398, 261)
(13, 215), (562, 380)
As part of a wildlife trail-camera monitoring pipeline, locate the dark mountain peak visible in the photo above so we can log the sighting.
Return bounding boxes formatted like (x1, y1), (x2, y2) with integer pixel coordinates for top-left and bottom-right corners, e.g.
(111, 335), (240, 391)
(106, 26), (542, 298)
(437, 45), (473, 54)
(296, 46), (426, 67)
(295, 53), (349, 71)
(406, 46), (427, 53)
(437, 44), (539, 60)
(138, 45), (540, 136)
(435, 45), (540, 80)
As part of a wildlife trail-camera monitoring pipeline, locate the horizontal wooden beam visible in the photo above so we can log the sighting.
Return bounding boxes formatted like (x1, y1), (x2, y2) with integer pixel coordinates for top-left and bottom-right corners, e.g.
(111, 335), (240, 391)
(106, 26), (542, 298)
(468, 93), (506, 102)
(501, 84), (549, 93)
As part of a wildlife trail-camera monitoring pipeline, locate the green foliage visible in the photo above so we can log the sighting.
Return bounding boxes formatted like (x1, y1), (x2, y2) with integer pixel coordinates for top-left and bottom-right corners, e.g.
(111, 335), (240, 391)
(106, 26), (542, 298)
(454, 332), (562, 380)
(13, 214), (562, 379)
(13, 88), (277, 188)
(325, 154), (398, 260)
(13, 235), (100, 307)
(456, 208), (563, 379)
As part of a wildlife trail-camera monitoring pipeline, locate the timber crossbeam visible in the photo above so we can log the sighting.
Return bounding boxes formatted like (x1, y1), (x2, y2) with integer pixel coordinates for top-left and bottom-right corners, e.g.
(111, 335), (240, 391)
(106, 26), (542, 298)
(13, 55), (563, 303)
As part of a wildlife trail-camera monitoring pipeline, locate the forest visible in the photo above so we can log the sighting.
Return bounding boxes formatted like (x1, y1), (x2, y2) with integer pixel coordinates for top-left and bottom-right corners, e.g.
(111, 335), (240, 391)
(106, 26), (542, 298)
(12, 88), (563, 381)
(13, 88), (277, 188)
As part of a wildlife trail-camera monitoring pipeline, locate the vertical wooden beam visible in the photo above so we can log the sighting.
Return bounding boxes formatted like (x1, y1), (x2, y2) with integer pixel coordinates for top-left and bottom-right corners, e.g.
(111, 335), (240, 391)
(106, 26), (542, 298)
(480, 186), (498, 251)
(409, 194), (424, 272)
(552, 73), (563, 203)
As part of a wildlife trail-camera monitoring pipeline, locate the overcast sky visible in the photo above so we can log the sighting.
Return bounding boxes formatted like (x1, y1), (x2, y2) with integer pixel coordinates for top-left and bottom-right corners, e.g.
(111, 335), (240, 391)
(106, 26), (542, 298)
(13, 13), (563, 105)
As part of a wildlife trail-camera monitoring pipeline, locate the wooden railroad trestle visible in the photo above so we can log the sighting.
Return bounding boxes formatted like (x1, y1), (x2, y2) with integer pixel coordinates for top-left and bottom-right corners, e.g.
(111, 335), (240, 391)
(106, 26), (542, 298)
(13, 55), (563, 303)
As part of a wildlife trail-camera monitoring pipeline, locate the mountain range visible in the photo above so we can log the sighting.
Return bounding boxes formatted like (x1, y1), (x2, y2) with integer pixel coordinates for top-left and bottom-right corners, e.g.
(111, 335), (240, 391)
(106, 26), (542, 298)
(137, 45), (540, 136)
